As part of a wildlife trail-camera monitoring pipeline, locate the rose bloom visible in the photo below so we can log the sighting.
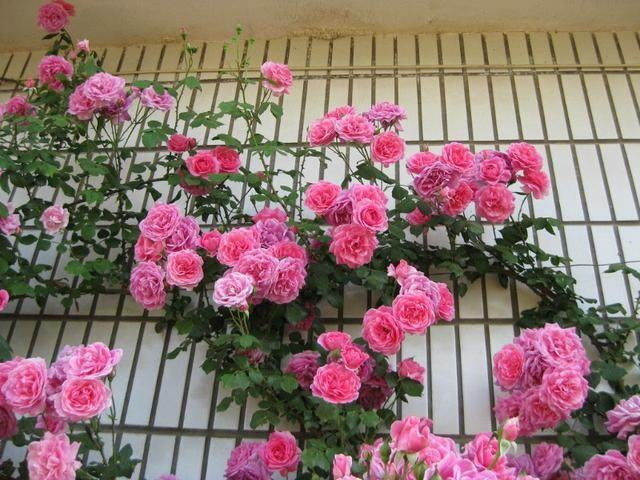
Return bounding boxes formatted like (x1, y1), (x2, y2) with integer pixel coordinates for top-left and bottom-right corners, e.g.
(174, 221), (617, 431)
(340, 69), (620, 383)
(580, 450), (634, 480)
(40, 205), (69, 235)
(217, 227), (260, 266)
(398, 358), (426, 384)
(538, 324), (590, 375)
(413, 161), (457, 202)
(390, 416), (431, 453)
(353, 199), (388, 232)
(185, 150), (220, 178)
(531, 442), (564, 480)
(37, 1), (71, 33)
(82, 72), (127, 106)
(493, 344), (525, 390)
(66, 342), (122, 379)
(366, 101), (407, 129)
(436, 282), (454, 321)
(213, 271), (255, 310)
(329, 224), (378, 269)
(225, 441), (271, 480)
(333, 454), (353, 479)
(168, 133), (196, 153)
(212, 146), (241, 173)
(0, 289), (10, 312)
(335, 114), (375, 144)
(371, 131), (406, 166)
(442, 180), (474, 216)
(67, 84), (96, 120)
(311, 362), (361, 404)
(134, 235), (164, 262)
(442, 142), (474, 173)
(507, 142), (543, 172)
(325, 191), (354, 226)
(518, 169), (550, 199)
(38, 55), (73, 91)
(234, 248), (278, 299)
(628, 435), (640, 474)
(253, 218), (293, 248)
(317, 331), (352, 351)
(463, 432), (504, 471)
(27, 432), (80, 480)
(269, 240), (308, 265)
(392, 292), (436, 334)
(407, 207), (431, 226)
(387, 260), (419, 285)
(407, 151), (440, 175)
(261, 61), (293, 96)
(475, 184), (515, 223)
(350, 183), (388, 206)
(1, 357), (47, 416)
(541, 368), (588, 414)
(4, 96), (36, 117)
(284, 350), (320, 389)
(76, 39), (89, 52)
(502, 417), (520, 441)
(362, 305), (404, 355)
(476, 151), (511, 184)
(266, 258), (306, 304)
(307, 117), (337, 146)
(253, 206), (288, 223)
(519, 387), (563, 434)
(400, 274), (441, 307)
(139, 202), (181, 241)
(165, 249), (204, 290)
(305, 181), (341, 215)
(0, 404), (18, 439)
(326, 105), (357, 120)
(262, 431), (301, 475)
(199, 230), (222, 257)
(140, 86), (175, 111)
(605, 394), (640, 439)
(341, 343), (369, 370)
(129, 261), (166, 310)
(53, 378), (111, 422)
(166, 216), (200, 253)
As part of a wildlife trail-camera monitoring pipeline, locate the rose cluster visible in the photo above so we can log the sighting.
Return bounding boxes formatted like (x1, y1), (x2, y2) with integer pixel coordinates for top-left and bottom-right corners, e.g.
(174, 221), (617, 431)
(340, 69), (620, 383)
(575, 437), (640, 479)
(332, 416), (531, 480)
(180, 145), (242, 196)
(0, 96), (36, 122)
(307, 102), (406, 166)
(0, 202), (21, 236)
(130, 203), (204, 310)
(305, 181), (389, 269)
(493, 323), (590, 436)
(212, 207), (307, 310)
(508, 442), (565, 480)
(407, 142), (550, 224)
(224, 430), (301, 479)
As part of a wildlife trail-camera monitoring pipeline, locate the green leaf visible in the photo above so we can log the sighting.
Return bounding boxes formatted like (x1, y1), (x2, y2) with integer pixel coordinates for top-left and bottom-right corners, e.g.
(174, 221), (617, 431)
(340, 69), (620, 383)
(184, 76), (201, 90)
(280, 374), (299, 393)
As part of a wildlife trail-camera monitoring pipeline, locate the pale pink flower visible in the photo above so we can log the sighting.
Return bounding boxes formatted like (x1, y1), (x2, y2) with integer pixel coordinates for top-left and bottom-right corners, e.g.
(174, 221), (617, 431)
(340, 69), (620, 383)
(371, 131), (405, 166)
(217, 227), (260, 266)
(628, 435), (640, 474)
(261, 61), (293, 97)
(326, 105), (357, 120)
(333, 454), (353, 479)
(165, 249), (204, 290)
(308, 117), (337, 146)
(518, 169), (550, 199)
(134, 235), (164, 262)
(335, 114), (375, 144)
(38, 55), (73, 91)
(40, 205), (69, 234)
(531, 443), (564, 480)
(265, 257), (306, 304)
(436, 282), (455, 321)
(252, 207), (287, 223)
(27, 432), (80, 480)
(502, 417), (519, 441)
(4, 96), (36, 117)
(269, 240), (308, 265)
(0, 203), (21, 236)
(341, 344), (369, 371)
(53, 378), (111, 421)
(350, 184), (388, 206)
(166, 216), (200, 253)
(605, 394), (640, 440)
(407, 151), (439, 175)
(580, 450), (633, 480)
(65, 342), (122, 379)
(507, 142), (543, 172)
(129, 261), (166, 310)
(139, 203), (182, 241)
(140, 86), (175, 111)
(1, 357), (47, 416)
(234, 248), (278, 299)
(475, 184), (515, 224)
(475, 150), (511, 184)
(390, 416), (431, 453)
(541, 368), (588, 414)
(442, 142), (474, 173)
(366, 101), (407, 129)
(387, 260), (419, 285)
(213, 271), (254, 310)
(76, 39), (89, 52)
(37, 2), (71, 33)
(352, 199), (388, 232)
(493, 344), (525, 390)
(398, 358), (426, 384)
(413, 161), (457, 202)
(82, 72), (127, 106)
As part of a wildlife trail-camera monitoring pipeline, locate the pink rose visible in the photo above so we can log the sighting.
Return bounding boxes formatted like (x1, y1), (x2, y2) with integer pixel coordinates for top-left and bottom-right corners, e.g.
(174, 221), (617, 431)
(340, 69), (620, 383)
(502, 417), (520, 441)
(311, 362), (361, 404)
(217, 228), (260, 266)
(520, 387), (563, 433)
(329, 224), (378, 269)
(213, 146), (241, 173)
(0, 404), (18, 439)
(76, 39), (89, 52)
(392, 292), (435, 334)
(199, 230), (222, 257)
(531, 443), (564, 480)
(67, 84), (96, 120)
(53, 378), (111, 421)
(261, 61), (293, 97)
(36, 401), (68, 434)
(139, 203), (182, 241)
(442, 180), (474, 216)
(475, 184), (515, 223)
(390, 416), (431, 453)
(518, 169), (550, 199)
(213, 271), (254, 310)
(538, 324), (590, 375)
(463, 432), (501, 470)
(326, 105), (357, 120)
(269, 240), (308, 265)
(352, 199), (388, 232)
(134, 235), (164, 262)
(140, 86), (175, 111)
(436, 282), (454, 321)
(40, 205), (69, 235)
(83, 72), (127, 106)
(65, 342), (122, 379)
(366, 102), (407, 129)
(253, 218), (293, 247)
(442, 142), (474, 173)
(0, 289), (9, 312)
(4, 96), (36, 117)
(166, 216), (200, 253)
(507, 142), (543, 172)
(185, 150), (220, 178)
(266, 258), (306, 304)
(168, 134), (196, 153)
(406, 207), (431, 226)
(1, 357), (47, 415)
(340, 344), (369, 371)
(335, 114), (375, 144)
(362, 305), (404, 355)
(27, 432), (80, 480)
(129, 261), (166, 310)
(400, 274), (441, 304)
(252, 207), (288, 223)
(541, 368), (588, 414)
(37, 2), (71, 33)
(234, 248), (278, 299)
(318, 331), (352, 351)
(305, 181), (341, 215)
(371, 131), (405, 166)
(284, 351), (320, 389)
(262, 431), (301, 475)
(628, 435), (640, 474)
(387, 260), (419, 285)
(165, 249), (204, 290)
(476, 151), (511, 184)
(605, 395), (640, 440)
(407, 151), (439, 175)
(581, 450), (633, 480)
(398, 358), (426, 384)
(350, 184), (388, 206)
(333, 454), (353, 479)
(38, 55), (73, 91)
(493, 344), (525, 390)
(0, 202), (21, 236)
(325, 192), (354, 226)
(413, 162), (457, 202)
(308, 117), (337, 146)
(225, 441), (271, 480)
